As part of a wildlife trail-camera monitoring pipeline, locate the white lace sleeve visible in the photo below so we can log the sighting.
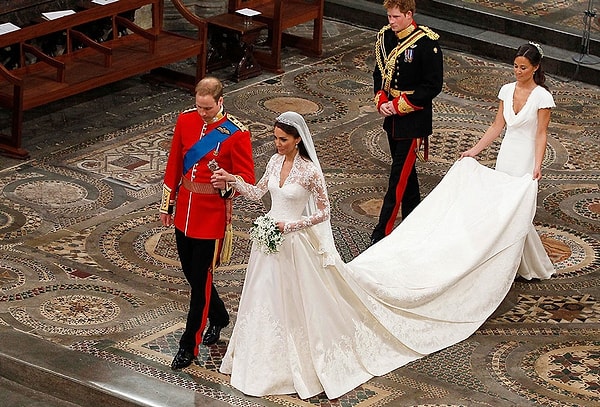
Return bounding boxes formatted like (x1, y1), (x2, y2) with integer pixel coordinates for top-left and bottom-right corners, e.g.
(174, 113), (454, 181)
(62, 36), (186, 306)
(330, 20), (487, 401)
(231, 155), (276, 201)
(283, 160), (331, 234)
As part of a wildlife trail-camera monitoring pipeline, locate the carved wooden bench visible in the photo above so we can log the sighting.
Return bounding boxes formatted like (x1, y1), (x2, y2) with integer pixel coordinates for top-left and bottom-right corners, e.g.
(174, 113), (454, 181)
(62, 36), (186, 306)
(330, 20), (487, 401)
(0, 0), (206, 158)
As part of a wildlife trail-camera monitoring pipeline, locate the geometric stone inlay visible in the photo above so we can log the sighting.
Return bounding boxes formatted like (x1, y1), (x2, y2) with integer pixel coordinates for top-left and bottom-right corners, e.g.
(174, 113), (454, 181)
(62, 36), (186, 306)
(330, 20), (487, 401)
(0, 209), (10, 228)
(14, 180), (87, 207)
(145, 228), (180, 267)
(543, 188), (600, 233)
(353, 197), (383, 217)
(0, 264), (26, 291)
(98, 213), (186, 285)
(109, 155), (150, 170)
(40, 294), (120, 325)
(263, 97), (320, 115)
(535, 225), (600, 279)
(574, 197), (600, 221)
(490, 295), (600, 324)
(541, 235), (572, 264)
(534, 344), (600, 399)
(405, 340), (490, 394)
(491, 340), (600, 406)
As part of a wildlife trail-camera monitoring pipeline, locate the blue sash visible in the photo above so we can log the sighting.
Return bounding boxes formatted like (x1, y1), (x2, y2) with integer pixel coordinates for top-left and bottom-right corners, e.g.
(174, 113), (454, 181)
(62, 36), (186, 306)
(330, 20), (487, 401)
(183, 119), (238, 175)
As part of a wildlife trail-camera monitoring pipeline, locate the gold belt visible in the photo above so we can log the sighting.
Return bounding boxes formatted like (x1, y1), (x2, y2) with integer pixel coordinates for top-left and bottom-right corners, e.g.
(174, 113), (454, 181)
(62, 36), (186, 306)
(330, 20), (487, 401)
(389, 89), (414, 98)
(181, 178), (218, 194)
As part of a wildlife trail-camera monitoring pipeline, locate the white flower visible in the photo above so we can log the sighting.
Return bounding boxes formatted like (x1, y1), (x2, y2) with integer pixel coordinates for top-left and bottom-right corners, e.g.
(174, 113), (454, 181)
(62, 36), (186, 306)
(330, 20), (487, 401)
(249, 215), (284, 254)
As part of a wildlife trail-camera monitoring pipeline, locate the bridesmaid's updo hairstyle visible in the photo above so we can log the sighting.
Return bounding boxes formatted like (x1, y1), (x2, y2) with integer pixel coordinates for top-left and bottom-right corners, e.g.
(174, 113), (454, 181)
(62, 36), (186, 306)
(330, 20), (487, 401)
(515, 42), (549, 90)
(274, 120), (311, 161)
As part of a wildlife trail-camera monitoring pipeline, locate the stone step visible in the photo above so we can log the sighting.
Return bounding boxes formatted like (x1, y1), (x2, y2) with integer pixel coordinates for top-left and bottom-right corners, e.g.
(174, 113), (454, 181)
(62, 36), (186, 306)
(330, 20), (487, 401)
(324, 0), (600, 86)
(0, 326), (227, 407)
(0, 376), (81, 407)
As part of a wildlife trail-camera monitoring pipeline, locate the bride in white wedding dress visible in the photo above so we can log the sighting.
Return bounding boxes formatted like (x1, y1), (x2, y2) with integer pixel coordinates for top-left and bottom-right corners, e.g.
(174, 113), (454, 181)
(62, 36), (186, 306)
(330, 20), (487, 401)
(211, 104), (553, 399)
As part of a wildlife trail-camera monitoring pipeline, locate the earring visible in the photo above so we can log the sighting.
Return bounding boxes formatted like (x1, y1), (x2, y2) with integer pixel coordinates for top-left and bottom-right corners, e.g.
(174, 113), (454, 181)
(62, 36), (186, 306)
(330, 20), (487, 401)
(295, 144), (299, 149)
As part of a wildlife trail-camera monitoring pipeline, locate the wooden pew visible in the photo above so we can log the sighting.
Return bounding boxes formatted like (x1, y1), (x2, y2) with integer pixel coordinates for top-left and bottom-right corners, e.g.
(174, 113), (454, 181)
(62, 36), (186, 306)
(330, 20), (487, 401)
(0, 0), (206, 159)
(227, 0), (324, 73)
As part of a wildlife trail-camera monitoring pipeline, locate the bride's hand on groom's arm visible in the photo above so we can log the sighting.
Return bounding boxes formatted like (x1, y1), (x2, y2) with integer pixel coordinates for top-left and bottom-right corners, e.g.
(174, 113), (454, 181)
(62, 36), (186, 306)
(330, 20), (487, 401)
(211, 168), (235, 189)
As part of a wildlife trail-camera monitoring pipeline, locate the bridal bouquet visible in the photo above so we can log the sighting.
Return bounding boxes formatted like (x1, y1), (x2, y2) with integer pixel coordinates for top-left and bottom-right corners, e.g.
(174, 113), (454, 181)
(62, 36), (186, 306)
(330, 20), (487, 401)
(249, 215), (284, 254)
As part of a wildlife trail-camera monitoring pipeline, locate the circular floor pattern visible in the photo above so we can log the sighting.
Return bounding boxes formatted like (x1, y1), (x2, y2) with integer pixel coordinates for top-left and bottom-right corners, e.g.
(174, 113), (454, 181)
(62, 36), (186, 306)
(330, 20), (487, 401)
(40, 294), (120, 325)
(552, 88), (600, 126)
(537, 224), (600, 279)
(329, 185), (388, 231)
(544, 188), (600, 233)
(318, 122), (388, 172)
(528, 341), (600, 402)
(294, 67), (372, 100)
(0, 262), (26, 291)
(14, 180), (88, 207)
(574, 196), (600, 221)
(347, 120), (391, 168)
(263, 96), (320, 115)
(443, 67), (513, 102)
(0, 201), (41, 240)
(552, 132), (600, 171)
(143, 227), (181, 268)
(0, 255), (55, 295)
(4, 168), (114, 223)
(231, 87), (339, 126)
(96, 212), (186, 285)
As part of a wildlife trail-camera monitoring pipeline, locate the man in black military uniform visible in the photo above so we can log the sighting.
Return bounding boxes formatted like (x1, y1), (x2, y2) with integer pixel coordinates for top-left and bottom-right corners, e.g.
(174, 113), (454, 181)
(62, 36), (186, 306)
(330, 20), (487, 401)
(371, 0), (444, 244)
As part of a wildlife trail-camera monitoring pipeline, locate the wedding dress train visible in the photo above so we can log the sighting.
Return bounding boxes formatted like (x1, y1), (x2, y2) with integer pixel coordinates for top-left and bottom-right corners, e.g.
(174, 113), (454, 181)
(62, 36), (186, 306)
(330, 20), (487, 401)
(220, 157), (550, 399)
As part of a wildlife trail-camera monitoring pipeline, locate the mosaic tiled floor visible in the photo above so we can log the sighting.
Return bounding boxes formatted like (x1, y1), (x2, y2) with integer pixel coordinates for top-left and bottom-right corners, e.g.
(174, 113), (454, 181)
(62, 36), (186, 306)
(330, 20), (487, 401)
(1, 19), (600, 407)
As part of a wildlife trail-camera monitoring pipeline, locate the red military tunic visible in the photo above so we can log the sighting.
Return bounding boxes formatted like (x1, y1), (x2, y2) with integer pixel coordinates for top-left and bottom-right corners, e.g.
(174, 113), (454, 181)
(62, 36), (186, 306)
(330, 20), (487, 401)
(160, 109), (255, 239)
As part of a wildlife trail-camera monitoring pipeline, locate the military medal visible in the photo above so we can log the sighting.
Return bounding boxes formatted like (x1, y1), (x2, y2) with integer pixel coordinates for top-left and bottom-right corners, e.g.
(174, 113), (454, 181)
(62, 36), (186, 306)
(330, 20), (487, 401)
(208, 159), (219, 172)
(208, 142), (221, 172)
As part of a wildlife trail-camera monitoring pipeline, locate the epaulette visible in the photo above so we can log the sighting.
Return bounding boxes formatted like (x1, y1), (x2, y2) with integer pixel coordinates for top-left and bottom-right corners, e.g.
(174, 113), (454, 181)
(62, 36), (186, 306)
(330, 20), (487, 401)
(378, 24), (391, 36)
(419, 26), (439, 41)
(181, 107), (196, 115)
(228, 114), (248, 132)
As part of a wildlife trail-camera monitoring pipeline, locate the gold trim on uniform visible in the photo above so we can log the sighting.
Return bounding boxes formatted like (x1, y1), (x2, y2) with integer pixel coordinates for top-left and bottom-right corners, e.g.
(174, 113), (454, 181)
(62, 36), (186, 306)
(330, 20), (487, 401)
(395, 97), (416, 114)
(420, 26), (440, 40)
(216, 126), (231, 135)
(396, 24), (416, 39)
(159, 185), (173, 213)
(389, 89), (414, 98)
(375, 26), (428, 94)
(374, 91), (385, 107)
(228, 114), (247, 132)
(208, 110), (225, 123)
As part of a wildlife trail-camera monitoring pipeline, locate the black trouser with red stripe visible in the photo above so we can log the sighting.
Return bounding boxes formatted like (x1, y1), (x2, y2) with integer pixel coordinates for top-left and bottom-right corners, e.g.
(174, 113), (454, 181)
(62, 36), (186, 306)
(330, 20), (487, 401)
(175, 229), (229, 356)
(371, 137), (420, 242)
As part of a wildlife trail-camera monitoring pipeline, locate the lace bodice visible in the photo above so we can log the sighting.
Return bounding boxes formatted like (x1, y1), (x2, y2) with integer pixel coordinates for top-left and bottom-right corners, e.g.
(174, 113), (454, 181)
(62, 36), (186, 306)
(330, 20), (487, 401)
(232, 153), (330, 234)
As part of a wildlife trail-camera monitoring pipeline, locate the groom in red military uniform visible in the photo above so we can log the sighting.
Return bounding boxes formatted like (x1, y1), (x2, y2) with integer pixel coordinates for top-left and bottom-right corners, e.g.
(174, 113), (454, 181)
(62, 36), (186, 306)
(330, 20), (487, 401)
(160, 76), (255, 370)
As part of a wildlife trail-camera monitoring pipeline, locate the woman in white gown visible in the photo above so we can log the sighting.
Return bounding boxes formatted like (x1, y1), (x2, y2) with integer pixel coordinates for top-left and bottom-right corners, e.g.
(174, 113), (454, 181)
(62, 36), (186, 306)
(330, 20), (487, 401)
(461, 42), (555, 280)
(211, 108), (549, 400)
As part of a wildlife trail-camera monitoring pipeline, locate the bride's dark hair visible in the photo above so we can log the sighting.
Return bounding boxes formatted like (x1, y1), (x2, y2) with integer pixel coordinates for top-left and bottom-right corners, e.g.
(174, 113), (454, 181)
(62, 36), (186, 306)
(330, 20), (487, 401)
(274, 120), (312, 161)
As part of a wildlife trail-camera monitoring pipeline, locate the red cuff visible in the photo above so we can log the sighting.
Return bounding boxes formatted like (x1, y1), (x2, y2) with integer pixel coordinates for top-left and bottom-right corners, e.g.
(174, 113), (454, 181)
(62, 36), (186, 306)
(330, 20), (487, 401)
(374, 90), (388, 110)
(392, 94), (422, 115)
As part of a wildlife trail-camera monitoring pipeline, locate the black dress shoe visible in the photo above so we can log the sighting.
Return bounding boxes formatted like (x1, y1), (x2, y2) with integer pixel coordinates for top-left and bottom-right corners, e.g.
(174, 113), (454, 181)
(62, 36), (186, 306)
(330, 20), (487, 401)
(202, 322), (228, 346)
(171, 348), (195, 370)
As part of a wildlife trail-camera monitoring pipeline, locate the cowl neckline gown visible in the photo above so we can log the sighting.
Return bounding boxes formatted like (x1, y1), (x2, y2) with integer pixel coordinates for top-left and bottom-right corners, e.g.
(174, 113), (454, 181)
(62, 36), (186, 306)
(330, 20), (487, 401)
(219, 153), (547, 400)
(495, 82), (555, 280)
